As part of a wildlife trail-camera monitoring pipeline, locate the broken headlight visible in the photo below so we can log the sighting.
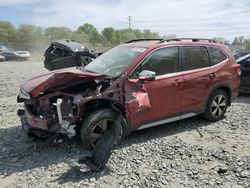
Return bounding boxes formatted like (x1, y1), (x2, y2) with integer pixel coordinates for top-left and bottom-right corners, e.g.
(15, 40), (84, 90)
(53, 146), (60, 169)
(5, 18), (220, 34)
(19, 87), (30, 100)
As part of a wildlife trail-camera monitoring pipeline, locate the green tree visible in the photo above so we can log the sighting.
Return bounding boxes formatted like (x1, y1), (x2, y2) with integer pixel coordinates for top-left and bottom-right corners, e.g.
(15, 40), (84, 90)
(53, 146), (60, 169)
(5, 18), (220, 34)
(142, 29), (159, 38)
(45, 27), (72, 41)
(0, 21), (17, 45)
(77, 23), (101, 47)
(71, 31), (88, 44)
(102, 27), (117, 44)
(245, 40), (250, 50)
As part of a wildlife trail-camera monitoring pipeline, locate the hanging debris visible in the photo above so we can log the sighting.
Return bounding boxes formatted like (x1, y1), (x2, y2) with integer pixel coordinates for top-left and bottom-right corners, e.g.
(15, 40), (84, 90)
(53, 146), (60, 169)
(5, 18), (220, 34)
(68, 115), (122, 172)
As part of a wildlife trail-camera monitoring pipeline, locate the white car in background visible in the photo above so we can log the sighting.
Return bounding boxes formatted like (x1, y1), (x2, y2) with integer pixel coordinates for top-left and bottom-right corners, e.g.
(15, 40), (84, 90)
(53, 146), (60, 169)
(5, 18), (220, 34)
(15, 51), (31, 60)
(0, 55), (5, 62)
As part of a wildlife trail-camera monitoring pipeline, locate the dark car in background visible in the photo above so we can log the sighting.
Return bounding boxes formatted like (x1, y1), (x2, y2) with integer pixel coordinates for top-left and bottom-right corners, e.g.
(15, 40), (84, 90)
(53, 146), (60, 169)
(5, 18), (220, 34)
(1, 51), (30, 61)
(234, 51), (250, 60)
(236, 54), (250, 92)
(44, 39), (98, 71)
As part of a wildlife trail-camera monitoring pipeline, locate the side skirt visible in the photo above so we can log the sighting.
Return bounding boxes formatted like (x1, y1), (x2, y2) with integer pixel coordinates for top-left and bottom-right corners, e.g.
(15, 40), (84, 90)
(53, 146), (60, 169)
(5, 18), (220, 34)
(136, 112), (197, 130)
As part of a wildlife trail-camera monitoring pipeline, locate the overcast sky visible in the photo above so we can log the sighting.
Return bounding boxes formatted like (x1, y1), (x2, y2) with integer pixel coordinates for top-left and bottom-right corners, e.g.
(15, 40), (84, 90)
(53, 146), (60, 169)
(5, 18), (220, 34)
(0, 0), (250, 41)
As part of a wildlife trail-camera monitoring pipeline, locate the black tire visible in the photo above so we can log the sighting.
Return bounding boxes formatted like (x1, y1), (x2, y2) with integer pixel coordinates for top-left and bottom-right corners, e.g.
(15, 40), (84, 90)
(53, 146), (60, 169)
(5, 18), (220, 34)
(80, 108), (124, 149)
(202, 89), (229, 122)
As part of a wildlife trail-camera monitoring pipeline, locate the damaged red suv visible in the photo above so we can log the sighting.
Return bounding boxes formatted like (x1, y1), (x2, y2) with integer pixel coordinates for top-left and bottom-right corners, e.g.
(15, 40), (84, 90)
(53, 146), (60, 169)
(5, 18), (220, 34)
(17, 38), (240, 149)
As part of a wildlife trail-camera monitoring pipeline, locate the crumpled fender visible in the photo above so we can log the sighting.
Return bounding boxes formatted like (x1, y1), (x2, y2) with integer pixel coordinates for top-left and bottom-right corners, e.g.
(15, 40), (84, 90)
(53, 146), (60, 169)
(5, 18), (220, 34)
(124, 79), (151, 116)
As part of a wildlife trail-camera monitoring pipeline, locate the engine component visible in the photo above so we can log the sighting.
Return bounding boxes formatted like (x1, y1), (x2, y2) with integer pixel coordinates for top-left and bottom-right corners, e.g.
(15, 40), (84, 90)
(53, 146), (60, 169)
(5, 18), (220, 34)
(53, 98), (76, 138)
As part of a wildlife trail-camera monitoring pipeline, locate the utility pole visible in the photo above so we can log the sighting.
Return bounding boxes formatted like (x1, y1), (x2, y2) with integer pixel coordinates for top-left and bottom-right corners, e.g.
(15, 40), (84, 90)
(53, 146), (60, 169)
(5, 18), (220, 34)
(128, 16), (132, 29)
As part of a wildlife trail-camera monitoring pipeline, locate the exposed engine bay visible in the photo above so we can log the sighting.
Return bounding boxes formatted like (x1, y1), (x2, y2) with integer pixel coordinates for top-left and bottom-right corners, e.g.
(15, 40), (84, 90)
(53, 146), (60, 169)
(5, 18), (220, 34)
(18, 76), (126, 140)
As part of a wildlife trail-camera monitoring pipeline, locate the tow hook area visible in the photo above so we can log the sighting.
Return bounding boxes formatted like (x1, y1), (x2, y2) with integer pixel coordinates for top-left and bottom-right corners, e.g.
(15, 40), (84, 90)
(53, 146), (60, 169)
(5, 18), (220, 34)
(20, 114), (31, 132)
(17, 109), (30, 132)
(53, 98), (76, 138)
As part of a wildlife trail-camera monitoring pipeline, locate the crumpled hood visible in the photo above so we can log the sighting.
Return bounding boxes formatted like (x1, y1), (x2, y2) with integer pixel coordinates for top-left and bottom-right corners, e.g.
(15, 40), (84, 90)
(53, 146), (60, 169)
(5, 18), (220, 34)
(22, 67), (104, 97)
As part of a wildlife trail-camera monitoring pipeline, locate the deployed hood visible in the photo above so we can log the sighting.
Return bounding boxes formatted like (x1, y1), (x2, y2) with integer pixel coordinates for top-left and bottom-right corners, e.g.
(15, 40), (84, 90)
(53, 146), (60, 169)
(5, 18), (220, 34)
(22, 67), (104, 97)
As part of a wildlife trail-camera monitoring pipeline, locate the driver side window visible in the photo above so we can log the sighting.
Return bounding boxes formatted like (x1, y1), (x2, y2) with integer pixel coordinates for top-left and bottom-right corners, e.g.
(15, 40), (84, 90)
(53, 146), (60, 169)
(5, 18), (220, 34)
(130, 47), (179, 79)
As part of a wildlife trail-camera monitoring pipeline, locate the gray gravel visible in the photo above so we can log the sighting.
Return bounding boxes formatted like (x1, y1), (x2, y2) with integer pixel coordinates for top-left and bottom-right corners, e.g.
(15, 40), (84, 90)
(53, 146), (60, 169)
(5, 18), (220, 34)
(0, 61), (250, 188)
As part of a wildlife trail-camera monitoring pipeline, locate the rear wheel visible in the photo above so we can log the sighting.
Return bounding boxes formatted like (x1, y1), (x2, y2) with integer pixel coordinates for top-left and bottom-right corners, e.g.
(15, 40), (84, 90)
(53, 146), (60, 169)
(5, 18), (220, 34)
(202, 89), (228, 121)
(80, 108), (124, 149)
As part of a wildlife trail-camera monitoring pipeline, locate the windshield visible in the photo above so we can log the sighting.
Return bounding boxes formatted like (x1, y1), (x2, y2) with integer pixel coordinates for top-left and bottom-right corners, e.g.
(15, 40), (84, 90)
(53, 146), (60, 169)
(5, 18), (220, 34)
(84, 45), (146, 77)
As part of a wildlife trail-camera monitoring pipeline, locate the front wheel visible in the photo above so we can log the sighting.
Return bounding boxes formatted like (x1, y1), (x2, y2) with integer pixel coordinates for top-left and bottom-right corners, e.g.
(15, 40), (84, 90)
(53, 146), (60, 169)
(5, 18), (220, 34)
(202, 89), (229, 122)
(80, 108), (124, 149)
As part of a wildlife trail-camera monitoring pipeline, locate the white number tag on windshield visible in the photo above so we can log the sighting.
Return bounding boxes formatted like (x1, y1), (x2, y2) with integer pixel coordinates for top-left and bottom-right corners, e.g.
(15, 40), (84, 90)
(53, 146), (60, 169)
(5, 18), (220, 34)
(131, 47), (146, 53)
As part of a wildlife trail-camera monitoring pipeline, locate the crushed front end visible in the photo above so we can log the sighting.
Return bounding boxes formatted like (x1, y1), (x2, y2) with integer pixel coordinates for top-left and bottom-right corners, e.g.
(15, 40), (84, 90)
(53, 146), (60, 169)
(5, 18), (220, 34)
(18, 90), (80, 138)
(16, 69), (125, 140)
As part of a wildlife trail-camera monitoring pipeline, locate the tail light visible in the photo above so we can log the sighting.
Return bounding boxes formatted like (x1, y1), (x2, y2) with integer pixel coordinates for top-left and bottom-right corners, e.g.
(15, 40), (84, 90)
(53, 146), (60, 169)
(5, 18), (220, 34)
(233, 64), (241, 76)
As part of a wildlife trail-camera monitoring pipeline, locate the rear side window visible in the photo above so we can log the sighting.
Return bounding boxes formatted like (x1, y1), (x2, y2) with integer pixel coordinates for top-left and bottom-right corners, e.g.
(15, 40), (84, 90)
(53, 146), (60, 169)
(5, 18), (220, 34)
(183, 46), (210, 71)
(208, 47), (227, 65)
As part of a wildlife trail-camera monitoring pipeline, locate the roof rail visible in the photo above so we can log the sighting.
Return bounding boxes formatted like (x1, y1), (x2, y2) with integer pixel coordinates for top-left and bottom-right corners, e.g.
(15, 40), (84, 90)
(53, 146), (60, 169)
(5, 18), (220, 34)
(126, 39), (164, 43)
(160, 38), (216, 43)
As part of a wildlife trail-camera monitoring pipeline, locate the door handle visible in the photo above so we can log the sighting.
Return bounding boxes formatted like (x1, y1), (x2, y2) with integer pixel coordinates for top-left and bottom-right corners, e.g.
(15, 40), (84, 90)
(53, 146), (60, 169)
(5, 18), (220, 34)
(172, 79), (182, 85)
(210, 73), (217, 78)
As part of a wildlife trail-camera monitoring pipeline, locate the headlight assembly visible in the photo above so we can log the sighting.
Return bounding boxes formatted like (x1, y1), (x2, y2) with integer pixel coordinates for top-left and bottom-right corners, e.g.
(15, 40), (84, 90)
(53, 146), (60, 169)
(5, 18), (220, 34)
(19, 87), (30, 99)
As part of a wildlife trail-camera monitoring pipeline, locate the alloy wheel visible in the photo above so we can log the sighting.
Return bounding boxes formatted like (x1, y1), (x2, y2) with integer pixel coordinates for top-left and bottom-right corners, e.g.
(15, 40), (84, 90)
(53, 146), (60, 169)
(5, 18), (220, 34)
(89, 119), (114, 148)
(210, 94), (227, 118)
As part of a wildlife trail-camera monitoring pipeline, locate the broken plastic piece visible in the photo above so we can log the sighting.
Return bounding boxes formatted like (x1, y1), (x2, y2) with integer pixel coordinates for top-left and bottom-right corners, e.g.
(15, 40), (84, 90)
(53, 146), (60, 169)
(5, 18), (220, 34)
(69, 115), (122, 172)
(125, 80), (151, 115)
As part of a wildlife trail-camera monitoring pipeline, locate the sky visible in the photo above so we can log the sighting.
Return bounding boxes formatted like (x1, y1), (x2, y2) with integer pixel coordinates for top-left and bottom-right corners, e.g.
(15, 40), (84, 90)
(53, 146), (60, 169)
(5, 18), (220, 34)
(0, 0), (250, 42)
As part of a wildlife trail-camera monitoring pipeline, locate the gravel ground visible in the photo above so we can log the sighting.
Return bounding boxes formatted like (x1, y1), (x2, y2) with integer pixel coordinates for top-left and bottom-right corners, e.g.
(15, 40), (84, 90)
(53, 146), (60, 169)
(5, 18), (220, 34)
(0, 61), (249, 188)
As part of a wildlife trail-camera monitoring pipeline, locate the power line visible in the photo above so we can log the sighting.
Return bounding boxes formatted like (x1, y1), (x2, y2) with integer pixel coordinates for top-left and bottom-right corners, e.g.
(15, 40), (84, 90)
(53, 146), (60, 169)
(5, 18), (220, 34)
(149, 28), (250, 32)
(133, 13), (250, 23)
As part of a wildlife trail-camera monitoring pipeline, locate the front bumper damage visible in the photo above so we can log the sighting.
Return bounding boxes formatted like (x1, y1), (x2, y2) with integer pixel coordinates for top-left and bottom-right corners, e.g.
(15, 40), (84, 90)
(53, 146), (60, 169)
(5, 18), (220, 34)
(17, 75), (152, 141)
(17, 94), (77, 139)
(18, 109), (55, 139)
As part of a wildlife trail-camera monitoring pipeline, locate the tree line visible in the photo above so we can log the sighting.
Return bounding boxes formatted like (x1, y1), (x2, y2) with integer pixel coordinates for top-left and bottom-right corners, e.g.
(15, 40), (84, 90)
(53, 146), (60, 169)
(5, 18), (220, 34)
(0, 21), (161, 53)
(0, 20), (250, 54)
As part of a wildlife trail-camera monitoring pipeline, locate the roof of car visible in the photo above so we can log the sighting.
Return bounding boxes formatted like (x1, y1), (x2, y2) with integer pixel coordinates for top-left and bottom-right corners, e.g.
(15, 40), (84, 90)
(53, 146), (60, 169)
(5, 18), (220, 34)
(122, 38), (222, 48)
(123, 41), (225, 50)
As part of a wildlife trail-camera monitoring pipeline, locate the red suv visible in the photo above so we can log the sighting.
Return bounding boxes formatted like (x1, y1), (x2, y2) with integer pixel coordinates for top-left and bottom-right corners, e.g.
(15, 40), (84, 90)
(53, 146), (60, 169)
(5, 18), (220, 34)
(17, 38), (240, 149)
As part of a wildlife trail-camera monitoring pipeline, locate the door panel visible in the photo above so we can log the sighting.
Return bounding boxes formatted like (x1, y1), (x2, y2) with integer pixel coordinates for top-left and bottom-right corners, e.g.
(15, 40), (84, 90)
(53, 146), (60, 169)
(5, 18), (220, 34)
(126, 46), (183, 127)
(181, 45), (232, 114)
(127, 73), (184, 127)
(181, 68), (217, 113)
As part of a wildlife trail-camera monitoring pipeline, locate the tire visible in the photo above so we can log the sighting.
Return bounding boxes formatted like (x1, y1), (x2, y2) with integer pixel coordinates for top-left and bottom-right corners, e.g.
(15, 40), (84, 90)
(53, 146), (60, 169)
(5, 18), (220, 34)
(202, 89), (229, 122)
(80, 108), (125, 149)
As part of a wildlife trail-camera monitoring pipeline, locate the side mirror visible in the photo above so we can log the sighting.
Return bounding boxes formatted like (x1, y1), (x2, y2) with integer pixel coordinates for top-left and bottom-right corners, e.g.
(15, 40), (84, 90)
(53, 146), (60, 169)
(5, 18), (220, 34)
(139, 70), (156, 81)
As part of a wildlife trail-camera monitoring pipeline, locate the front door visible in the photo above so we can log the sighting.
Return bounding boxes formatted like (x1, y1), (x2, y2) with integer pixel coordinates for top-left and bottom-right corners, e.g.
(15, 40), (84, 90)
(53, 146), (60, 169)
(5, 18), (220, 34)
(126, 46), (184, 128)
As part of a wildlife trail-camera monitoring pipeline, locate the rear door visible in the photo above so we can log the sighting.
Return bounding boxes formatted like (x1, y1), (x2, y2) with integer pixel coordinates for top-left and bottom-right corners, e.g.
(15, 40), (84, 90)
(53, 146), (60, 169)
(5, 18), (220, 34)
(181, 46), (216, 116)
(127, 46), (184, 128)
